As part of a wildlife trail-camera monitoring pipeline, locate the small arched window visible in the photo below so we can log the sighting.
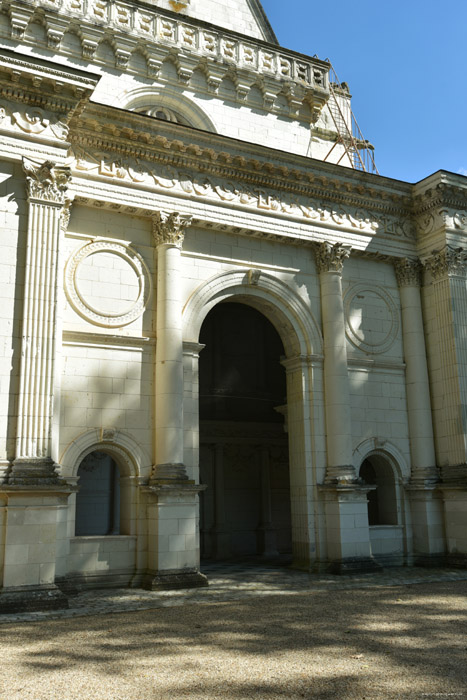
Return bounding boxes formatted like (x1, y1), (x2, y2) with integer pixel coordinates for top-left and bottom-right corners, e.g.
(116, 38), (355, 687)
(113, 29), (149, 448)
(359, 456), (398, 526)
(75, 451), (120, 536)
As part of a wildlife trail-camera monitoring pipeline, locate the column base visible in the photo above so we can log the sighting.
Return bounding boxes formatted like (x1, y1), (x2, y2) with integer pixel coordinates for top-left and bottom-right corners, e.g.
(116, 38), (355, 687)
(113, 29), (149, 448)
(9, 458), (65, 486)
(324, 465), (358, 484)
(326, 557), (382, 575)
(0, 584), (69, 614)
(142, 568), (208, 591)
(149, 462), (188, 483)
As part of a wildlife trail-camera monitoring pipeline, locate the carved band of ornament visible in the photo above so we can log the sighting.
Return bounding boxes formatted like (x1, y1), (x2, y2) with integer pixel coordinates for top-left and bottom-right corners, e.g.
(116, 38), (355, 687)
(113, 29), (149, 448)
(22, 157), (71, 204)
(71, 148), (414, 239)
(394, 257), (422, 288)
(152, 211), (193, 247)
(423, 245), (467, 280)
(314, 241), (351, 274)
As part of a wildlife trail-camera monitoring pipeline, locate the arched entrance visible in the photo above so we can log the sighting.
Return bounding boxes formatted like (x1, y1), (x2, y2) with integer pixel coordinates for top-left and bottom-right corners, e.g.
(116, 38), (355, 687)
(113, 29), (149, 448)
(199, 302), (291, 560)
(183, 269), (324, 569)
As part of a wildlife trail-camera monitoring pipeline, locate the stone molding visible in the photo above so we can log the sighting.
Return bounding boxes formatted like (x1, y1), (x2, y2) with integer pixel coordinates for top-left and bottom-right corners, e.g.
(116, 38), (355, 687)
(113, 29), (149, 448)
(394, 257), (423, 287)
(23, 157), (71, 204)
(152, 210), (193, 247)
(423, 245), (467, 280)
(344, 283), (399, 355)
(71, 144), (414, 240)
(2, 0), (329, 120)
(64, 239), (152, 327)
(314, 241), (351, 274)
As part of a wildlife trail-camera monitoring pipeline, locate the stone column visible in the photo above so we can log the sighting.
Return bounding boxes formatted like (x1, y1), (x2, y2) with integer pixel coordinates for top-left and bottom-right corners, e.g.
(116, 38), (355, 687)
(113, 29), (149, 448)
(394, 258), (444, 563)
(11, 159), (71, 484)
(394, 258), (437, 485)
(151, 211), (192, 483)
(257, 446), (278, 557)
(0, 159), (74, 613)
(315, 242), (355, 483)
(315, 242), (377, 573)
(143, 211), (207, 590)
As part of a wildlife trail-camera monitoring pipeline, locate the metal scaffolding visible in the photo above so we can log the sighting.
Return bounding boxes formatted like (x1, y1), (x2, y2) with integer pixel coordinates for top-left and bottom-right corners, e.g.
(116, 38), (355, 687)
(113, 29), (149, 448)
(323, 63), (379, 175)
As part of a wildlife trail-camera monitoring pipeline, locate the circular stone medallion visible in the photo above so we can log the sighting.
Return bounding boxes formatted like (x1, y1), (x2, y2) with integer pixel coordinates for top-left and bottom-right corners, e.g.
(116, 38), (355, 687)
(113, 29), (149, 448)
(65, 240), (151, 327)
(344, 283), (399, 354)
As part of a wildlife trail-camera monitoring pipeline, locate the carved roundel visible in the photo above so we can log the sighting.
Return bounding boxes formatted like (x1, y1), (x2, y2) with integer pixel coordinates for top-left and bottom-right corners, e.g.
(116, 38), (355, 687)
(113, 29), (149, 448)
(65, 240), (151, 327)
(344, 283), (399, 355)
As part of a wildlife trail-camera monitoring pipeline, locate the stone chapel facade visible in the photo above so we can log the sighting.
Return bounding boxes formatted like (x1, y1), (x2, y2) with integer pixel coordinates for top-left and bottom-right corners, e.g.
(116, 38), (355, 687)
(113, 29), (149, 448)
(0, 0), (467, 612)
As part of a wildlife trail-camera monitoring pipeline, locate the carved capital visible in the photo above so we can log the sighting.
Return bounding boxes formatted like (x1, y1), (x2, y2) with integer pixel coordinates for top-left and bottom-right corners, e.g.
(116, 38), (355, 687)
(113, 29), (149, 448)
(394, 257), (422, 287)
(60, 198), (74, 233)
(423, 245), (467, 280)
(22, 157), (71, 205)
(315, 241), (351, 274)
(152, 211), (193, 248)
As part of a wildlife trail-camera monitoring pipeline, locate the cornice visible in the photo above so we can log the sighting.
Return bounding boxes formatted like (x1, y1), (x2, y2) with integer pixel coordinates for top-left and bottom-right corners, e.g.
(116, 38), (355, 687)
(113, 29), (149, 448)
(69, 103), (413, 219)
(0, 49), (99, 143)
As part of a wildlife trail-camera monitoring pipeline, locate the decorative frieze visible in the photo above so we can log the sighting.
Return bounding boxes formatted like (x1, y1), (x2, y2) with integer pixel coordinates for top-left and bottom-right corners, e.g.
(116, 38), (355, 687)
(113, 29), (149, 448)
(314, 241), (352, 274)
(394, 257), (422, 287)
(71, 147), (414, 240)
(423, 245), (467, 280)
(152, 210), (193, 247)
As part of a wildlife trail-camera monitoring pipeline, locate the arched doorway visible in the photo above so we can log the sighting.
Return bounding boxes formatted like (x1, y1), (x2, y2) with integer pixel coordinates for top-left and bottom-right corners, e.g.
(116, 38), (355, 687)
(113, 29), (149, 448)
(199, 302), (292, 561)
(75, 451), (121, 536)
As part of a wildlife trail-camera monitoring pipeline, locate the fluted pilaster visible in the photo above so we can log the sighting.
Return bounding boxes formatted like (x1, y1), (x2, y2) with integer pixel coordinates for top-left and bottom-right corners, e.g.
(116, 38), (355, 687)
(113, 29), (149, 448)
(10, 159), (71, 485)
(423, 245), (467, 476)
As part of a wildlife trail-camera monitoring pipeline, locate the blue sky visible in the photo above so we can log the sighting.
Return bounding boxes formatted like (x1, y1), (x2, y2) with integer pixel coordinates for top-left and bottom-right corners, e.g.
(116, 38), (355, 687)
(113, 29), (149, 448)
(261, 0), (466, 183)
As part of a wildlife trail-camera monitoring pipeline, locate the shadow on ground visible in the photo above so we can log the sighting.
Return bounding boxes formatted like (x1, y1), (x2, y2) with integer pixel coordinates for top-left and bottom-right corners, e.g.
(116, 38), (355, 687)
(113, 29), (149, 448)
(1, 580), (466, 699)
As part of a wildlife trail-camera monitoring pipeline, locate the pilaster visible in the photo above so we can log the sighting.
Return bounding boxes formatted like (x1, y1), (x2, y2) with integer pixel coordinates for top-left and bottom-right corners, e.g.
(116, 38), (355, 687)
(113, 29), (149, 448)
(423, 245), (467, 479)
(10, 158), (71, 485)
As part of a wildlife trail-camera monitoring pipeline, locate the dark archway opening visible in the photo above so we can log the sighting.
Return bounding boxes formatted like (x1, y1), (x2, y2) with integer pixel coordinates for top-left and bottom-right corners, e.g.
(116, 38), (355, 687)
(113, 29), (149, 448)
(75, 451), (121, 536)
(359, 456), (398, 526)
(199, 302), (292, 561)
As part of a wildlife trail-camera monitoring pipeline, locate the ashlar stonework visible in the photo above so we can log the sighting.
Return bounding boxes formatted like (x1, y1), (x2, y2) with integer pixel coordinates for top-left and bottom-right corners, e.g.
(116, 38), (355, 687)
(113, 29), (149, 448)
(0, 0), (466, 612)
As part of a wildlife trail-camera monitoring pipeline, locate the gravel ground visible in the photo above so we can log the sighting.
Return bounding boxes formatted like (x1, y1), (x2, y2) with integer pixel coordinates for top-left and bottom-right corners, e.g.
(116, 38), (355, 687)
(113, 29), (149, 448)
(1, 580), (467, 700)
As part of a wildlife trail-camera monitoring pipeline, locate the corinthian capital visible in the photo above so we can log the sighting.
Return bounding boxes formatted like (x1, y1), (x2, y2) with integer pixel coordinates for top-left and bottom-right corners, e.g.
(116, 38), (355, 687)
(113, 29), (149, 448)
(152, 211), (193, 248)
(315, 241), (351, 274)
(394, 257), (422, 287)
(423, 245), (467, 280)
(22, 157), (71, 204)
